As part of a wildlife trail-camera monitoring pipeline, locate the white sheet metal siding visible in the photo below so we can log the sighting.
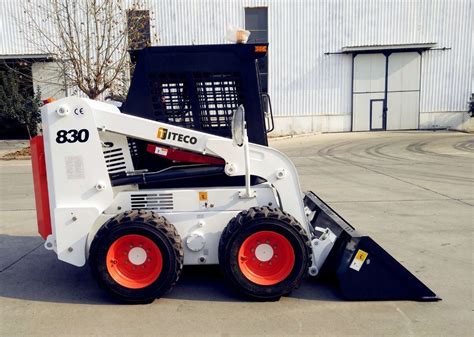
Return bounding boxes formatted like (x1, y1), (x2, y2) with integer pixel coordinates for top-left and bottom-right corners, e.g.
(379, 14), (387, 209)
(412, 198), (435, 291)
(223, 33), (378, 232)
(419, 1), (473, 112)
(344, 0), (431, 46)
(1, 0), (472, 118)
(149, 0), (353, 117)
(0, 0), (39, 55)
(270, 1), (352, 117)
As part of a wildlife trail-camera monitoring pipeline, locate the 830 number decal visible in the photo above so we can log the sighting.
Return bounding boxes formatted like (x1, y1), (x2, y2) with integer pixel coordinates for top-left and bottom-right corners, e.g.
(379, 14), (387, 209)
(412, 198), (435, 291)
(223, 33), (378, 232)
(56, 129), (89, 144)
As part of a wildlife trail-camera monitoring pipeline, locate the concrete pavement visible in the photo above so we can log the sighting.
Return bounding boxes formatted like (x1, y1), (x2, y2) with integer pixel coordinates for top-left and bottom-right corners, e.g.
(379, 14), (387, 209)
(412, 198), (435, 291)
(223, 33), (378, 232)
(0, 140), (29, 157)
(0, 131), (473, 336)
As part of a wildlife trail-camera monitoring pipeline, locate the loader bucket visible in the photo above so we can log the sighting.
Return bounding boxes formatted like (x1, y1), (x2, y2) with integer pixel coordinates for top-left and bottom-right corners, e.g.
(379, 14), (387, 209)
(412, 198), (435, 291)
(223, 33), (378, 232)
(304, 192), (440, 301)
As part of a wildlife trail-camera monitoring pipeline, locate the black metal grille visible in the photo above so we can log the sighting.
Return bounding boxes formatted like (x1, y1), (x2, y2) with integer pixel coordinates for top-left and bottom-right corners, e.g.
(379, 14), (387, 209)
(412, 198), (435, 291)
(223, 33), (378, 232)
(195, 72), (242, 130)
(147, 72), (243, 132)
(149, 73), (194, 128)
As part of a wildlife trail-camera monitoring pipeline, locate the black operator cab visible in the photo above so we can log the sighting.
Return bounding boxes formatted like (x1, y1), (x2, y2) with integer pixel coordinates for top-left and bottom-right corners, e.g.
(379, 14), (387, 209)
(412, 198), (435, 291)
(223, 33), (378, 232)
(118, 43), (273, 182)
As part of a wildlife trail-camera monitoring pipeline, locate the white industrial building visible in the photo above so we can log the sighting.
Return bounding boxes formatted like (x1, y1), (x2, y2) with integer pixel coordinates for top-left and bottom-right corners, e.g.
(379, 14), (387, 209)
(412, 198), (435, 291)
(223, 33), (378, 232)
(1, 0), (472, 135)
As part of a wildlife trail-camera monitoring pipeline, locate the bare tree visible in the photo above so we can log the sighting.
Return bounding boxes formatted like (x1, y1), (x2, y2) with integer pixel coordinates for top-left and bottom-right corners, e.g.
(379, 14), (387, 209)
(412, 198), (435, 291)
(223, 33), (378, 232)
(20, 0), (155, 100)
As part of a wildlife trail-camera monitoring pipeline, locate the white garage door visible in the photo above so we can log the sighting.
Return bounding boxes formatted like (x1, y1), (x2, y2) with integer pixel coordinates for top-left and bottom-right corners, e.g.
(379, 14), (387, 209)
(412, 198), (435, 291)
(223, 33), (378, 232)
(386, 52), (421, 130)
(352, 52), (421, 131)
(352, 53), (386, 131)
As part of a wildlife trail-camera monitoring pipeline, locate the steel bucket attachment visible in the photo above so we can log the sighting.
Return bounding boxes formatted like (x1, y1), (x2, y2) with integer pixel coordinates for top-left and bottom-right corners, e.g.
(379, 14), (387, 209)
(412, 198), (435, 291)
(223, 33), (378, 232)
(304, 192), (440, 301)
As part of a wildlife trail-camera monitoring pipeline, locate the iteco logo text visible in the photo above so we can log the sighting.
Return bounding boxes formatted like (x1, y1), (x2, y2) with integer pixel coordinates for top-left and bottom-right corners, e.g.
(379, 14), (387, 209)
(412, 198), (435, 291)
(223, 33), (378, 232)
(157, 127), (198, 145)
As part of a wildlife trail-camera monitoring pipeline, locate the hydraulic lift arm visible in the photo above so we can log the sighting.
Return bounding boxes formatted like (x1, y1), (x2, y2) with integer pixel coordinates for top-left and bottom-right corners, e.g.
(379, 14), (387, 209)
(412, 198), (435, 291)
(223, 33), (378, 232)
(96, 98), (307, 225)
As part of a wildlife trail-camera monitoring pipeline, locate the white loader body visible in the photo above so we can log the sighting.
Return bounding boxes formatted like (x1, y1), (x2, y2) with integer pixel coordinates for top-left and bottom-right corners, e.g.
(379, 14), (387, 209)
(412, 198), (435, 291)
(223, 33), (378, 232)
(31, 96), (437, 303)
(39, 97), (331, 270)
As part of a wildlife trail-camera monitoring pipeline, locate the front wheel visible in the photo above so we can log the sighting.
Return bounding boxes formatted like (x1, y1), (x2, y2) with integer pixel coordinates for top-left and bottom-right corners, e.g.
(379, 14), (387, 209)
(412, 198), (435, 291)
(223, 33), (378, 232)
(218, 207), (311, 300)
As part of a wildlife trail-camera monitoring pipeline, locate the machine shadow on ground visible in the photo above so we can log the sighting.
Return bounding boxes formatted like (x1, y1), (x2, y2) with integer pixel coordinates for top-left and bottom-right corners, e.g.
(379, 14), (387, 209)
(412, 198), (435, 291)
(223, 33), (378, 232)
(0, 235), (342, 305)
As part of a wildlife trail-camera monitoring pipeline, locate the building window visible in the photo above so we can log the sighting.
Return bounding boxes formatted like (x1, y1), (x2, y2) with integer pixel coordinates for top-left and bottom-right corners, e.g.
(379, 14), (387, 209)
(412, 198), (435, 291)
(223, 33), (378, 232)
(127, 10), (151, 50)
(245, 7), (268, 92)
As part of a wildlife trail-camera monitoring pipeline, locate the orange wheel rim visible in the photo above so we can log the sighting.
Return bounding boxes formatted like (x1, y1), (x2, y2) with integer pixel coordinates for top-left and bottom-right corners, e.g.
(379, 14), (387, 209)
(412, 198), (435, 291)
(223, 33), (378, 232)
(238, 231), (295, 286)
(106, 234), (163, 289)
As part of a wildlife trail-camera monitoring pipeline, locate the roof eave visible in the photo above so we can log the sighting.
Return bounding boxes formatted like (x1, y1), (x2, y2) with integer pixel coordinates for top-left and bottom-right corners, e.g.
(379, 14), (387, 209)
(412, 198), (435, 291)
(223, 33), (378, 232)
(341, 43), (438, 53)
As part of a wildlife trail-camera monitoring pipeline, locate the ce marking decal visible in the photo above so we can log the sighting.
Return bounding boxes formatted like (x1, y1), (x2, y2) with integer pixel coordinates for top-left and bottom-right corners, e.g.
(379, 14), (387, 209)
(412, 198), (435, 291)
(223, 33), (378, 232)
(74, 107), (85, 116)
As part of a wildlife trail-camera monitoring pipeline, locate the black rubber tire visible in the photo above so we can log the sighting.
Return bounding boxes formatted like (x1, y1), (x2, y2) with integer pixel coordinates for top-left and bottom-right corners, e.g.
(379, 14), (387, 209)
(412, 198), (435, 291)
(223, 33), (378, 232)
(89, 210), (183, 304)
(218, 206), (311, 301)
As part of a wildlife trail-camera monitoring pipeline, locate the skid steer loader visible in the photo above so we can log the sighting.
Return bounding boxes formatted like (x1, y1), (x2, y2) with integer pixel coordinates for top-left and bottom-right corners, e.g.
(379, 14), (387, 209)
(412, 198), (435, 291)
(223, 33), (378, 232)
(30, 44), (439, 303)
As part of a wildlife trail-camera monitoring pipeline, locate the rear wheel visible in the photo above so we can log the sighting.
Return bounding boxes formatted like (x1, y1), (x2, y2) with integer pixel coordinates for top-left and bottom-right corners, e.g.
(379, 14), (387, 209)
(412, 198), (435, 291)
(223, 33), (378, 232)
(89, 210), (183, 304)
(219, 207), (311, 300)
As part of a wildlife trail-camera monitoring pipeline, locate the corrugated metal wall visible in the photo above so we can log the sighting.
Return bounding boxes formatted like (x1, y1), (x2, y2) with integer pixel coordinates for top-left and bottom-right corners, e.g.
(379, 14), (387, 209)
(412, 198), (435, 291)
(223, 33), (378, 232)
(1, 0), (472, 117)
(147, 0), (353, 117)
(148, 0), (473, 115)
(419, 1), (473, 112)
(0, 0), (39, 56)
